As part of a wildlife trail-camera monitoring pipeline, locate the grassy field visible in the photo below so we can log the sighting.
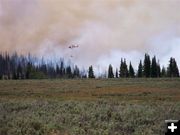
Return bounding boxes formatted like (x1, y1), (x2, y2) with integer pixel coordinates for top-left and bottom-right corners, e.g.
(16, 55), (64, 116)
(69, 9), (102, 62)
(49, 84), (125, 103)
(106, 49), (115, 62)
(0, 78), (180, 135)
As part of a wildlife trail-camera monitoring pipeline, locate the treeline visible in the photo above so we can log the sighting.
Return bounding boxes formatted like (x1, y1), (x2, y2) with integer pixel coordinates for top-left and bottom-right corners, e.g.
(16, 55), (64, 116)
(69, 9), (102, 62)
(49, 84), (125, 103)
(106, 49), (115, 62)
(88, 53), (179, 78)
(0, 52), (179, 79)
(99, 53), (179, 79)
(0, 52), (86, 80)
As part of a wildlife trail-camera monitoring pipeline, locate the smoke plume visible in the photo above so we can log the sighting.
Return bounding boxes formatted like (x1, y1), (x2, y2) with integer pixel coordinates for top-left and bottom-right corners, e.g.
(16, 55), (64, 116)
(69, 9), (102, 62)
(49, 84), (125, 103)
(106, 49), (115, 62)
(0, 0), (180, 73)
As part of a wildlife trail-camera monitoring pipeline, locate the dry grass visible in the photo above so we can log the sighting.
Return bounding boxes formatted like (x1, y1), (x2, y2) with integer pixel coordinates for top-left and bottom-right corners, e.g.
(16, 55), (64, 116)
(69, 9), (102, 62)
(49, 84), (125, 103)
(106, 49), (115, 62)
(0, 78), (180, 135)
(0, 78), (180, 101)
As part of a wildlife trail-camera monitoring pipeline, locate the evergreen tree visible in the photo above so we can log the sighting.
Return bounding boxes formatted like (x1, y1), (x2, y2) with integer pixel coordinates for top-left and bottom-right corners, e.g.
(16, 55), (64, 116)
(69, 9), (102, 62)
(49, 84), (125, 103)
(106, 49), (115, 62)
(157, 62), (161, 77)
(60, 61), (65, 78)
(5, 53), (11, 79)
(161, 66), (166, 77)
(0, 54), (3, 79)
(151, 56), (158, 77)
(40, 64), (47, 76)
(143, 53), (151, 77)
(124, 59), (129, 77)
(66, 66), (72, 78)
(73, 65), (80, 78)
(56, 64), (60, 77)
(26, 62), (32, 79)
(12, 70), (17, 80)
(115, 68), (118, 78)
(119, 58), (128, 78)
(47, 64), (56, 78)
(0, 52), (83, 80)
(108, 64), (114, 78)
(137, 60), (143, 78)
(81, 68), (87, 78)
(17, 63), (23, 79)
(0, 51), (179, 80)
(129, 62), (135, 78)
(167, 58), (179, 77)
(119, 59), (124, 78)
(88, 65), (95, 78)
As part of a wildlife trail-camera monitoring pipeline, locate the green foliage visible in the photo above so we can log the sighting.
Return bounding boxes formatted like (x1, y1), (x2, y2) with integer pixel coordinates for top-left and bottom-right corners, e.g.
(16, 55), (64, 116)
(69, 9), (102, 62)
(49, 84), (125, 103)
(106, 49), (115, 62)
(115, 68), (118, 78)
(108, 64), (114, 78)
(167, 57), (179, 77)
(0, 52), (180, 79)
(143, 53), (151, 77)
(119, 59), (129, 78)
(129, 62), (135, 78)
(73, 65), (80, 78)
(157, 63), (161, 77)
(151, 56), (158, 78)
(26, 62), (33, 79)
(137, 60), (143, 78)
(66, 66), (73, 78)
(29, 71), (47, 79)
(88, 66), (95, 78)
(0, 79), (180, 135)
(161, 67), (167, 77)
(0, 100), (180, 135)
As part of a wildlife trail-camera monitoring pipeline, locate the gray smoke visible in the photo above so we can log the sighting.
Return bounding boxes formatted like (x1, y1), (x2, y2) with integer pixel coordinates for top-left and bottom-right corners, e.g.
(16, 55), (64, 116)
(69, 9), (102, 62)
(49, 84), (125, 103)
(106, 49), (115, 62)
(0, 0), (180, 74)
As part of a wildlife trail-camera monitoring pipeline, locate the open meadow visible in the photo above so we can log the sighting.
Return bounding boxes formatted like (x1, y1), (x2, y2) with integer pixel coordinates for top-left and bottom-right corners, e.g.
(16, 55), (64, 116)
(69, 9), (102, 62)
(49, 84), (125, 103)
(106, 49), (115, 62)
(0, 78), (180, 135)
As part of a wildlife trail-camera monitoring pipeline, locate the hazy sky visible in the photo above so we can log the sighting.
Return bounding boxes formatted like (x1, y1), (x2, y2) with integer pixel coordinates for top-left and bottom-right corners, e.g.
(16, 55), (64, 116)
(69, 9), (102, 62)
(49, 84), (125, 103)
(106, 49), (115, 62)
(0, 0), (180, 72)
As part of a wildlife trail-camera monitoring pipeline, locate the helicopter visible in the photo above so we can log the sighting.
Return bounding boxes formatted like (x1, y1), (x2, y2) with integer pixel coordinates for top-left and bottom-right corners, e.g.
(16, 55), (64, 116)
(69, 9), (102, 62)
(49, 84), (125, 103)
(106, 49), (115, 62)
(68, 44), (79, 58)
(68, 44), (79, 49)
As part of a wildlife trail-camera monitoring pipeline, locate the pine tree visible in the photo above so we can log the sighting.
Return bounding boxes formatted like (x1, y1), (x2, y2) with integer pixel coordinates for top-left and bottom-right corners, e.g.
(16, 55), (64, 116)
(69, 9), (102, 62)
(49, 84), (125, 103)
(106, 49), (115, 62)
(151, 56), (158, 78)
(115, 68), (118, 78)
(5, 53), (11, 79)
(81, 68), (87, 78)
(124, 59), (129, 77)
(157, 62), (161, 77)
(129, 62), (135, 78)
(143, 53), (151, 77)
(56, 65), (60, 75)
(119, 58), (128, 78)
(17, 63), (22, 79)
(167, 58), (179, 77)
(40, 64), (47, 76)
(66, 66), (72, 78)
(0, 54), (3, 79)
(88, 65), (95, 78)
(137, 60), (143, 77)
(26, 62), (32, 79)
(174, 59), (180, 77)
(108, 64), (114, 78)
(161, 66), (166, 77)
(60, 61), (65, 78)
(119, 59), (124, 78)
(73, 65), (80, 78)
